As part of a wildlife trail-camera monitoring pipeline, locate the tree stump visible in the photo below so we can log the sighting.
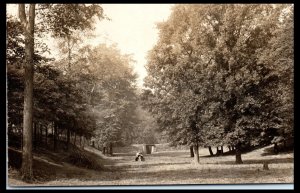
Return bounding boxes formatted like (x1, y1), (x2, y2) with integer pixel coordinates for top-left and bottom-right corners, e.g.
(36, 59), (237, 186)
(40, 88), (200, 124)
(263, 162), (269, 170)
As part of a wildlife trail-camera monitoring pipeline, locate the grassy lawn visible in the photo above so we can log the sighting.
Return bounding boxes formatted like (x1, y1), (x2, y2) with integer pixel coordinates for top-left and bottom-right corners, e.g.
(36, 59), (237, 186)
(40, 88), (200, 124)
(7, 144), (293, 186)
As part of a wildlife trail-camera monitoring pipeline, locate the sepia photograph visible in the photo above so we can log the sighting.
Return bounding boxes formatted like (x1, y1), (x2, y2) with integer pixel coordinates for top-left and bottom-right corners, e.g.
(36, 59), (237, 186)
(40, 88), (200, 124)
(6, 3), (294, 189)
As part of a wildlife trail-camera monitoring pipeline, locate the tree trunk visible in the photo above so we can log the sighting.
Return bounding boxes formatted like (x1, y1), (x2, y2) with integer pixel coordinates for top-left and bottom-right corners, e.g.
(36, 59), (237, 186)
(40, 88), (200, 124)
(82, 137), (85, 149)
(102, 147), (106, 154)
(235, 145), (243, 164)
(193, 143), (200, 164)
(274, 143), (279, 154)
(39, 124), (42, 143)
(208, 146), (214, 156)
(19, 4), (35, 181)
(33, 122), (36, 150)
(190, 146), (194, 157)
(35, 123), (38, 144)
(45, 126), (48, 145)
(283, 140), (286, 149)
(41, 126), (43, 145)
(21, 123), (23, 150)
(67, 35), (72, 69)
(109, 143), (113, 156)
(228, 146), (232, 152)
(51, 123), (53, 146)
(66, 127), (70, 151)
(220, 146), (223, 155)
(53, 122), (57, 151)
(74, 133), (77, 146)
(79, 135), (82, 148)
(36, 124), (39, 142)
(58, 129), (60, 140)
(52, 123), (54, 136)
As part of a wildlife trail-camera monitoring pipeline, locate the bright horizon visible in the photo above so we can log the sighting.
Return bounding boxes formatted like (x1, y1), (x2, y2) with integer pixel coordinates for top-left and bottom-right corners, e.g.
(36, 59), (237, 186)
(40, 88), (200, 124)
(6, 4), (173, 88)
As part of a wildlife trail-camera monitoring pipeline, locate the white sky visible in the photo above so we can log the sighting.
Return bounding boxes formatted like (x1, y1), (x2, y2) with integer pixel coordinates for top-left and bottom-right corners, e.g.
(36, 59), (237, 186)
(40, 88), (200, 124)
(6, 4), (173, 87)
(90, 4), (173, 87)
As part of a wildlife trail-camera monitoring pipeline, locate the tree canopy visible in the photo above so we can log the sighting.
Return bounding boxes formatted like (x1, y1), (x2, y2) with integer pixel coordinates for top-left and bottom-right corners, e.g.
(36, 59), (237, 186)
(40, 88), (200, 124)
(142, 4), (293, 163)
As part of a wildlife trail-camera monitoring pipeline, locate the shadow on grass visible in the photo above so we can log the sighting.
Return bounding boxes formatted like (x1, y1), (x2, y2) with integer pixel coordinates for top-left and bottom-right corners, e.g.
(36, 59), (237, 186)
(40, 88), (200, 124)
(112, 151), (190, 159)
(95, 166), (293, 183)
(261, 146), (277, 156)
(113, 153), (136, 157)
(147, 151), (190, 158)
(8, 148), (65, 182)
(200, 146), (265, 158)
(113, 157), (293, 169)
(8, 146), (107, 182)
(107, 161), (190, 171)
(215, 157), (293, 165)
(260, 146), (294, 156)
(200, 151), (235, 158)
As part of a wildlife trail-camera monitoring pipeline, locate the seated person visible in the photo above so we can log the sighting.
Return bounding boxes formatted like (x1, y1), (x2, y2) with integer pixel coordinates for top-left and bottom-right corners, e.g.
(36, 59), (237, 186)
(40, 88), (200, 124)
(135, 152), (145, 161)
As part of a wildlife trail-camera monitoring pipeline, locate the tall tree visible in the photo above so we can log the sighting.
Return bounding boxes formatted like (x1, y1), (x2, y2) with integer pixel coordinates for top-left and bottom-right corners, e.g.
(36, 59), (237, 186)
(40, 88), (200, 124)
(65, 44), (139, 152)
(18, 4), (36, 181)
(13, 4), (105, 180)
(143, 4), (293, 164)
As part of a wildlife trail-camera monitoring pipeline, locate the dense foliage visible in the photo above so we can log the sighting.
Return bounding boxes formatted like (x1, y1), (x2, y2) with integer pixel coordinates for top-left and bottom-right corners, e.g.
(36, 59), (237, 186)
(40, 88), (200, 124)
(8, 17), (140, 150)
(142, 4), (293, 163)
(7, 4), (140, 162)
